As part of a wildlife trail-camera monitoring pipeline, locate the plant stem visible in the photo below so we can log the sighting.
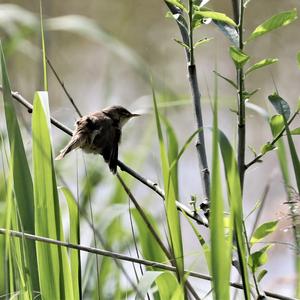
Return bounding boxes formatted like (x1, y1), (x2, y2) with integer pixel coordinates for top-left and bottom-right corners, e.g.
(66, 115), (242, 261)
(188, 0), (210, 210)
(165, 0), (210, 213)
(0, 228), (295, 300)
(237, 0), (246, 189)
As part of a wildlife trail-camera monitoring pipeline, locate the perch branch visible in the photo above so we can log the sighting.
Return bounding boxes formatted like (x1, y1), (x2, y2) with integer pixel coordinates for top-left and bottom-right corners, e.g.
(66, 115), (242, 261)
(0, 86), (208, 227)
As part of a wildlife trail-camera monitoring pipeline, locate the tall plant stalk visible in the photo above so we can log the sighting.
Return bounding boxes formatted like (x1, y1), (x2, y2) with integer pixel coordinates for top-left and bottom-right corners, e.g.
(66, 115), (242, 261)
(165, 0), (210, 212)
(236, 0), (246, 189)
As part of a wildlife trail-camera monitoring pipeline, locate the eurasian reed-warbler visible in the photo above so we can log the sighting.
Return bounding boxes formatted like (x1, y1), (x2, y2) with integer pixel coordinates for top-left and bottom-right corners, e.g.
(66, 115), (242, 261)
(55, 105), (140, 173)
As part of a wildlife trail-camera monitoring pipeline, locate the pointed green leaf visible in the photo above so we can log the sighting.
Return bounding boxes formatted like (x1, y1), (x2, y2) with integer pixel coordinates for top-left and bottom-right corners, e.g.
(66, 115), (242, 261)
(213, 21), (239, 47)
(174, 39), (190, 50)
(229, 46), (250, 68)
(194, 11), (237, 27)
(60, 187), (81, 300)
(290, 127), (300, 135)
(245, 58), (278, 75)
(152, 87), (184, 281)
(194, 37), (213, 48)
(250, 220), (278, 245)
(213, 71), (237, 89)
(1, 43), (39, 292)
(270, 115), (284, 137)
(268, 93), (291, 120)
(248, 9), (298, 41)
(260, 142), (276, 155)
(209, 75), (232, 300)
(165, 0), (188, 13)
(257, 269), (268, 282)
(32, 92), (74, 300)
(248, 245), (273, 271)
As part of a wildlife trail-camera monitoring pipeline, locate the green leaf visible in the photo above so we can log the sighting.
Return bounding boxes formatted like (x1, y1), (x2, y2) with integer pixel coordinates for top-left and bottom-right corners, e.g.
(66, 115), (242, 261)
(209, 75), (231, 300)
(213, 21), (239, 47)
(270, 115), (284, 137)
(290, 127), (300, 135)
(229, 46), (250, 68)
(218, 130), (251, 299)
(162, 117), (179, 198)
(135, 271), (179, 300)
(132, 209), (167, 263)
(270, 115), (290, 185)
(213, 71), (237, 89)
(260, 142), (276, 155)
(285, 116), (300, 195)
(152, 87), (184, 281)
(248, 245), (272, 271)
(32, 92), (74, 300)
(1, 42), (39, 292)
(268, 93), (291, 120)
(174, 38), (190, 50)
(257, 269), (268, 282)
(248, 9), (298, 41)
(243, 89), (260, 99)
(60, 187), (81, 300)
(250, 220), (278, 245)
(194, 11), (237, 27)
(245, 58), (278, 75)
(165, 0), (188, 13)
(193, 37), (213, 48)
(297, 52), (300, 69)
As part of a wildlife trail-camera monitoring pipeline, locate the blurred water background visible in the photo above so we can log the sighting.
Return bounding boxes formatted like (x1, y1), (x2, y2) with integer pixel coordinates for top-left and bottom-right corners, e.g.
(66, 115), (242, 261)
(1, 0), (300, 298)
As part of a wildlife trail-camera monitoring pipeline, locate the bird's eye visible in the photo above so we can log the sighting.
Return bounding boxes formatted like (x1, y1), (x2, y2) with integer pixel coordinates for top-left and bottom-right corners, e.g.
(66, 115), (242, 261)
(86, 117), (96, 129)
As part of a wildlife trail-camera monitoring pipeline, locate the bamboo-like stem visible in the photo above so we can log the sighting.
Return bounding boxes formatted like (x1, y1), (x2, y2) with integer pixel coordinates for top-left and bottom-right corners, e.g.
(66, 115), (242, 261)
(0, 86), (208, 227)
(0, 228), (295, 300)
(164, 0), (210, 213)
(235, 1), (264, 298)
(237, 0), (246, 189)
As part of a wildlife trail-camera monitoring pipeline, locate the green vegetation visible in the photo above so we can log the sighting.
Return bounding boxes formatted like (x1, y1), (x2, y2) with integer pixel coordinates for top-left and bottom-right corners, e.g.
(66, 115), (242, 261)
(0, 1), (299, 299)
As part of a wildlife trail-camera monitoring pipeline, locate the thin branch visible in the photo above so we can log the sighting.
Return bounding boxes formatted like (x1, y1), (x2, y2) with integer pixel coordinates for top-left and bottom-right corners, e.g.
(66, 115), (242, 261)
(0, 228), (295, 300)
(0, 86), (208, 227)
(46, 56), (82, 117)
(245, 111), (299, 170)
(116, 174), (201, 300)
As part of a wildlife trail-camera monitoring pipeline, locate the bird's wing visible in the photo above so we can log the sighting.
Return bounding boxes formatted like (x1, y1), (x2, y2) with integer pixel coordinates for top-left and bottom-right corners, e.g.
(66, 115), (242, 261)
(55, 135), (83, 160)
(108, 128), (121, 174)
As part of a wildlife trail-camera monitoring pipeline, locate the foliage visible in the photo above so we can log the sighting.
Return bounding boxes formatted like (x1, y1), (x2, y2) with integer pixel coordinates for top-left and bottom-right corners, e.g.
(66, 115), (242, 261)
(0, 1), (299, 300)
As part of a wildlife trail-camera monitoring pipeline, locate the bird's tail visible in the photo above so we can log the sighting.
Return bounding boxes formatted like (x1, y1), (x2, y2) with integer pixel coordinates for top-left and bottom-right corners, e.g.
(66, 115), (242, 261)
(55, 137), (82, 160)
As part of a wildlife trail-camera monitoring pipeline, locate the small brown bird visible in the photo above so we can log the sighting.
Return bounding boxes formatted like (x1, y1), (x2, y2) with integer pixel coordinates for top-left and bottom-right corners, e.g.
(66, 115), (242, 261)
(55, 105), (140, 173)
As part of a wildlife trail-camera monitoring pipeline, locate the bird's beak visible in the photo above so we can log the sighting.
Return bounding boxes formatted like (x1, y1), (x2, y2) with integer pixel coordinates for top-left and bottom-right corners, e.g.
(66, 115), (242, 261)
(130, 113), (140, 117)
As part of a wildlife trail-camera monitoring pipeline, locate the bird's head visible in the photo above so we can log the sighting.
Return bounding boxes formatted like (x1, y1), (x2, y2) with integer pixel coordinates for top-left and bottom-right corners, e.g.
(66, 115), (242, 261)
(102, 105), (140, 127)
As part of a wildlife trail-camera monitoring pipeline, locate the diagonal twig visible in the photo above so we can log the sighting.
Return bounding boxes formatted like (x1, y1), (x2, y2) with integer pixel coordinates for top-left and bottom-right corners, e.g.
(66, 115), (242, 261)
(0, 228), (295, 300)
(0, 86), (209, 228)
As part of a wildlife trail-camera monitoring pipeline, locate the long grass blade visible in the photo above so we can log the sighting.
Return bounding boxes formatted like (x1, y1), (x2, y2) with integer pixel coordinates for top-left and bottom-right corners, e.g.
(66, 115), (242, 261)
(32, 92), (74, 299)
(0, 43), (39, 292)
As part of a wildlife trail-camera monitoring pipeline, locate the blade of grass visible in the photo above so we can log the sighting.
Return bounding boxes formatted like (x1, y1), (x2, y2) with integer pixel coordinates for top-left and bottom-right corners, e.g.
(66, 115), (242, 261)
(284, 118), (300, 297)
(152, 86), (184, 284)
(60, 187), (82, 300)
(210, 75), (230, 300)
(32, 92), (74, 299)
(0, 42), (39, 292)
